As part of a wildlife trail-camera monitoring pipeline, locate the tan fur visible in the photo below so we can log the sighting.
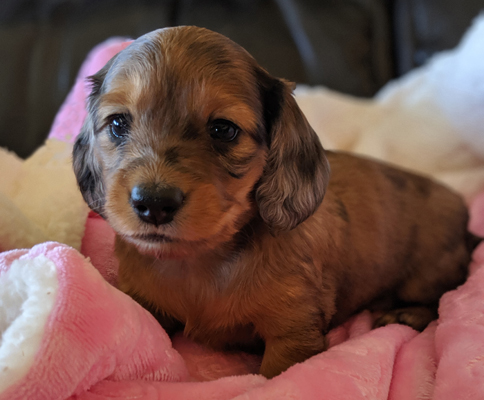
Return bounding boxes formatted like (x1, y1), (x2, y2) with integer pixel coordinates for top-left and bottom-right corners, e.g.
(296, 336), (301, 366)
(73, 27), (475, 378)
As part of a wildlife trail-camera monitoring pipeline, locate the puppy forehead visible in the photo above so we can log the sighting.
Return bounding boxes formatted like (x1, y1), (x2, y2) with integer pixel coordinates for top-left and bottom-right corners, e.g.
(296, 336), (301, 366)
(100, 27), (262, 130)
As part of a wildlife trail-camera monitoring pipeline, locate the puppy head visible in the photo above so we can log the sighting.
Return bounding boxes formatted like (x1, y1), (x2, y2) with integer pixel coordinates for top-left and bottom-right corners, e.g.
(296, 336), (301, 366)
(73, 26), (330, 257)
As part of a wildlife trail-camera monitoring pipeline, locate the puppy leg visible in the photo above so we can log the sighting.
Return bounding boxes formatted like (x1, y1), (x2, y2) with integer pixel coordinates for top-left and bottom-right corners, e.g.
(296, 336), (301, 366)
(374, 306), (438, 331)
(121, 288), (184, 336)
(375, 242), (469, 332)
(260, 328), (327, 378)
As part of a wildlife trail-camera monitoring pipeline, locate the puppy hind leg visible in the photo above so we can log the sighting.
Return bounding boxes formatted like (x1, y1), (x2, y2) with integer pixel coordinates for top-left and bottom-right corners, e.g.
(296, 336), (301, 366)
(370, 277), (440, 331)
(373, 305), (438, 331)
(374, 244), (470, 331)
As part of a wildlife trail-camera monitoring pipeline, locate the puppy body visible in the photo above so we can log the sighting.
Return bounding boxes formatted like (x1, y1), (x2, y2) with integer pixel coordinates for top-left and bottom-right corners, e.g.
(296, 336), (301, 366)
(73, 27), (476, 378)
(116, 151), (471, 377)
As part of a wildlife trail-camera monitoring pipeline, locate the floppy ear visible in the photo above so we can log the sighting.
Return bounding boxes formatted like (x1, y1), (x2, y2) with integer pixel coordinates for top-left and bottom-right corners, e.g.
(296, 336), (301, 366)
(72, 119), (106, 217)
(72, 62), (113, 218)
(255, 71), (331, 235)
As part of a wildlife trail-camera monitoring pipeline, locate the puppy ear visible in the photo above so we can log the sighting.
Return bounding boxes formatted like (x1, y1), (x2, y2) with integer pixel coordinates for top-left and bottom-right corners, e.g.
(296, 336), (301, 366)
(73, 117), (106, 217)
(255, 71), (330, 235)
(72, 64), (113, 218)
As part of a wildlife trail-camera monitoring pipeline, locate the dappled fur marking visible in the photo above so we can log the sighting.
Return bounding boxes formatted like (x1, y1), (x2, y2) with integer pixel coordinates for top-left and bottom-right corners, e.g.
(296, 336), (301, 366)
(381, 165), (432, 198)
(164, 147), (180, 166)
(182, 121), (199, 141)
(382, 167), (407, 191)
(334, 198), (349, 223)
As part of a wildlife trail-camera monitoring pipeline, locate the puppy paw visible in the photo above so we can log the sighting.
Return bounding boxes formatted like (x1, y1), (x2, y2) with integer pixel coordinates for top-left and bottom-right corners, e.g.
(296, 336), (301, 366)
(373, 306), (437, 332)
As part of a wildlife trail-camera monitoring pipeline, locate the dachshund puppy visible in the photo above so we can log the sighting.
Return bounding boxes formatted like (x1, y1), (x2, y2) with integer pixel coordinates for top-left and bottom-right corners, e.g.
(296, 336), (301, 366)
(73, 26), (480, 378)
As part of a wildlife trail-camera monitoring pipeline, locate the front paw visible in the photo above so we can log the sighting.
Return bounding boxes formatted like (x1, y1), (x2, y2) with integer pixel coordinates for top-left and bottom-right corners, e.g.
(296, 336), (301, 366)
(259, 334), (327, 378)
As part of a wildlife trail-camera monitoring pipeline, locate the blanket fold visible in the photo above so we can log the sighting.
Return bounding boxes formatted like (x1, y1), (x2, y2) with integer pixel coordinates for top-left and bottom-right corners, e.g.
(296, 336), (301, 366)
(0, 243), (189, 400)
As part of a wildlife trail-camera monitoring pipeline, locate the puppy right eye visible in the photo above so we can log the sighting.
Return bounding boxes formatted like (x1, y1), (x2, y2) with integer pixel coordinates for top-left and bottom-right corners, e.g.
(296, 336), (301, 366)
(109, 114), (130, 139)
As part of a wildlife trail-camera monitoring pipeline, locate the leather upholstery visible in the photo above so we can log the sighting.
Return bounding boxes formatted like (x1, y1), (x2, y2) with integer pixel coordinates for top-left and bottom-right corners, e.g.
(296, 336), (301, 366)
(0, 0), (481, 157)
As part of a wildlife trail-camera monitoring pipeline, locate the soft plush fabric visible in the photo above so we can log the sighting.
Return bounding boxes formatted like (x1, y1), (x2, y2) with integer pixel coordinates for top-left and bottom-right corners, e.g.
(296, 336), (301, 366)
(0, 243), (190, 400)
(296, 12), (484, 201)
(1, 13), (484, 400)
(0, 141), (89, 253)
(0, 239), (483, 399)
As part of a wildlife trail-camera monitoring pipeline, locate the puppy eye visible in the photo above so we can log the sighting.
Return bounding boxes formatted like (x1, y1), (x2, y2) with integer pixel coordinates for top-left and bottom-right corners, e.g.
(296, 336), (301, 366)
(109, 114), (130, 139)
(209, 119), (239, 142)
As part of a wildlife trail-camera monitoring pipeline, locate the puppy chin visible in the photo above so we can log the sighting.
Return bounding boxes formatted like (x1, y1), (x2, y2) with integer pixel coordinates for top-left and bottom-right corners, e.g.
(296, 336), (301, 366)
(124, 235), (190, 259)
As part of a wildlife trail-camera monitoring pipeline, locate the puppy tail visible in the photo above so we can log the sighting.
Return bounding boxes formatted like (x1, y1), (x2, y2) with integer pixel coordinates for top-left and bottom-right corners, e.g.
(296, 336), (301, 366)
(466, 231), (483, 253)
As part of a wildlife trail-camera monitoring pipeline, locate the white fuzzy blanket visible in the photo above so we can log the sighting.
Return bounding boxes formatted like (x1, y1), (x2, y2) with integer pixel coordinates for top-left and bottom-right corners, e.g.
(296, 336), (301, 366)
(297, 13), (484, 200)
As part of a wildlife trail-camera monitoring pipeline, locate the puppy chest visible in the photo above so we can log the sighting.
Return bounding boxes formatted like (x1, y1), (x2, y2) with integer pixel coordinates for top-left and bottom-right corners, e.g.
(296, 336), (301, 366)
(162, 286), (263, 349)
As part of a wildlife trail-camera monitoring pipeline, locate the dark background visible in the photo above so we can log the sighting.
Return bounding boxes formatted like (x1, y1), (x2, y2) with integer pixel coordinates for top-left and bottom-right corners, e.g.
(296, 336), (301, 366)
(0, 0), (483, 158)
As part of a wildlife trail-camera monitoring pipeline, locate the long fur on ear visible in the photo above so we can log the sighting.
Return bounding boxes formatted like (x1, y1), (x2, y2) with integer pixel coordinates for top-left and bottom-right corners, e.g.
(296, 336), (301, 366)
(255, 71), (331, 235)
(72, 60), (114, 218)
(72, 118), (106, 217)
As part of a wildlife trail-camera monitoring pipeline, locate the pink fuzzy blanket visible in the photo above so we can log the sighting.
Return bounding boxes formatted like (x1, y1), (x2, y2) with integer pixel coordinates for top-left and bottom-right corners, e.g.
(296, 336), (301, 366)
(1, 38), (484, 400)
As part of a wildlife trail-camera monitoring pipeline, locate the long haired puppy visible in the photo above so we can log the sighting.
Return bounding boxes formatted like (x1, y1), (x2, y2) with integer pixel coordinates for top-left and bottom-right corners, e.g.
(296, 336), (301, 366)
(73, 26), (480, 378)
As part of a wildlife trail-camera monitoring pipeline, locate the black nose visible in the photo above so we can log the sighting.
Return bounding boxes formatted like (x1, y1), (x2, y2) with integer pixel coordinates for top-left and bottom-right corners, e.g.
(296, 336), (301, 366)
(130, 185), (184, 226)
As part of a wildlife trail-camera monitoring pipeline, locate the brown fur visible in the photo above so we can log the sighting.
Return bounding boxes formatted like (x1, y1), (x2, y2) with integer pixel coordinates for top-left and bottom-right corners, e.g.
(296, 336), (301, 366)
(73, 26), (476, 378)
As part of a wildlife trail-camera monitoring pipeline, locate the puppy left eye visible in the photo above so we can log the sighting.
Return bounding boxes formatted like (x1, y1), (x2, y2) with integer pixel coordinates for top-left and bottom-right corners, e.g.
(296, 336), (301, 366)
(109, 114), (130, 139)
(209, 119), (239, 142)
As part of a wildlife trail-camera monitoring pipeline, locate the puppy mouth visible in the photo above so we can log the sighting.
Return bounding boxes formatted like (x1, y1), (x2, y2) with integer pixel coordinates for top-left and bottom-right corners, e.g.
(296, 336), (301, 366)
(130, 233), (175, 243)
